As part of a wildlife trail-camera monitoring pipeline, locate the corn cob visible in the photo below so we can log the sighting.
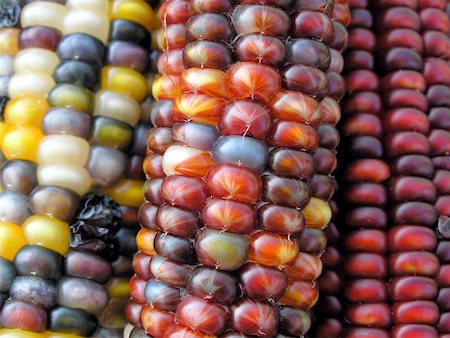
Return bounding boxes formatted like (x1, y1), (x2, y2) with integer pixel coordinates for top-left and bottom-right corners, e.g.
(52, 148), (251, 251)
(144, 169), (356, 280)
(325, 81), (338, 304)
(375, 1), (442, 337)
(0, 0), (68, 335)
(310, 1), (349, 336)
(418, 0), (450, 336)
(27, 1), (111, 335)
(1, 0), (157, 335)
(339, 1), (392, 337)
(2, 0), (135, 336)
(129, 0), (338, 336)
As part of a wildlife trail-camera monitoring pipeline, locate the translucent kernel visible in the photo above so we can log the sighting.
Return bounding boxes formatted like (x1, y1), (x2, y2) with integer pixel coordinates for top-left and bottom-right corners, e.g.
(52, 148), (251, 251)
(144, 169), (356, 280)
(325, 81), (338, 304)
(8, 73), (55, 98)
(14, 48), (59, 75)
(302, 197), (332, 229)
(4, 96), (49, 127)
(162, 145), (214, 178)
(93, 90), (141, 126)
(63, 10), (109, 44)
(20, 2), (67, 30)
(0, 221), (26, 260)
(110, 0), (155, 33)
(2, 126), (43, 162)
(22, 215), (69, 255)
(136, 228), (157, 256)
(180, 67), (231, 99)
(0, 29), (20, 55)
(37, 135), (90, 166)
(101, 179), (144, 208)
(152, 74), (181, 101)
(101, 66), (147, 102)
(37, 164), (91, 196)
(48, 84), (94, 112)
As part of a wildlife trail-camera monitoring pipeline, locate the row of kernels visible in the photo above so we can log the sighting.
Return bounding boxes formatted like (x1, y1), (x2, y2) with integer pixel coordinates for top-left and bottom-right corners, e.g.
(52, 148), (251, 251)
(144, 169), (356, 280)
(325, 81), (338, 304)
(376, 1), (441, 337)
(311, 1), (350, 336)
(94, 1), (157, 336)
(421, 0), (450, 336)
(1, 1), (105, 336)
(340, 1), (391, 337)
(129, 1), (189, 336)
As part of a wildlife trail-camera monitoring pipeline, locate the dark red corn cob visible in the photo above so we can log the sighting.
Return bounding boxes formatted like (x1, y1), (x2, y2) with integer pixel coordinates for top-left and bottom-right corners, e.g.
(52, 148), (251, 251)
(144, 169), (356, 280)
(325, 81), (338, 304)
(310, 1), (349, 337)
(421, 1), (450, 337)
(373, 1), (441, 337)
(340, 1), (391, 337)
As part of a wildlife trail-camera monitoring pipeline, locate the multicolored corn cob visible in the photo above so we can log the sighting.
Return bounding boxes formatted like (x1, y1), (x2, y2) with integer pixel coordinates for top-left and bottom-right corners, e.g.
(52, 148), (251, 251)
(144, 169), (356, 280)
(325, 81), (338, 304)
(129, 0), (341, 336)
(0, 2), (25, 333)
(1, 0), (68, 335)
(126, 1), (189, 336)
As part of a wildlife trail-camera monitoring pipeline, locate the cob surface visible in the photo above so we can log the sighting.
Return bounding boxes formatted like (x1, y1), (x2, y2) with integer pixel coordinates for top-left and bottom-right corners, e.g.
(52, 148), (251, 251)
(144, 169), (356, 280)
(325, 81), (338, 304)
(420, 0), (450, 336)
(0, 0), (157, 336)
(339, 1), (392, 336)
(375, 1), (443, 337)
(129, 0), (340, 337)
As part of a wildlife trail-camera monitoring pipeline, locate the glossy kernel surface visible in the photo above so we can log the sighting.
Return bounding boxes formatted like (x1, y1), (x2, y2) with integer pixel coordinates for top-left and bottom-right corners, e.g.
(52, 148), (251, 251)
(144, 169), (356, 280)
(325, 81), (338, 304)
(227, 62), (281, 104)
(175, 296), (228, 336)
(0, 29), (19, 55)
(231, 299), (278, 337)
(4, 96), (49, 128)
(195, 228), (249, 271)
(2, 126), (43, 162)
(63, 9), (109, 44)
(0, 221), (26, 260)
(22, 215), (69, 255)
(20, 2), (66, 30)
(206, 164), (262, 204)
(110, 0), (154, 33)
(37, 164), (91, 196)
(249, 231), (300, 268)
(101, 66), (147, 102)
(232, 5), (290, 37)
